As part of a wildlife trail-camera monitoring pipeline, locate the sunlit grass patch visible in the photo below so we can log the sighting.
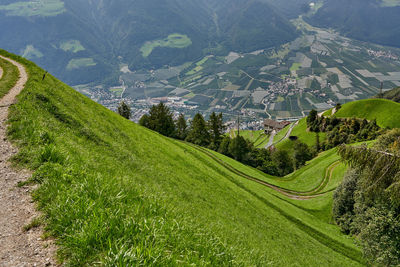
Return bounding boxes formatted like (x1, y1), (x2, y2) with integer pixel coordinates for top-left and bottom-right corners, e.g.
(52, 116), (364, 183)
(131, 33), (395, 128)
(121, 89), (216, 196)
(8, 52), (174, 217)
(66, 58), (96, 70)
(140, 33), (192, 57)
(60, 40), (85, 53)
(0, 0), (65, 17)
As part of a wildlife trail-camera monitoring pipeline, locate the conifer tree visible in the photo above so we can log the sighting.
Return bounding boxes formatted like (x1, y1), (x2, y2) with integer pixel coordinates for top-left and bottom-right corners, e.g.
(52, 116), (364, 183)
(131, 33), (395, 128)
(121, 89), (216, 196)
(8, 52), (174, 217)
(186, 113), (210, 146)
(118, 101), (131, 120)
(176, 113), (188, 140)
(208, 112), (225, 150)
(140, 102), (176, 137)
(228, 136), (249, 162)
(307, 109), (318, 128)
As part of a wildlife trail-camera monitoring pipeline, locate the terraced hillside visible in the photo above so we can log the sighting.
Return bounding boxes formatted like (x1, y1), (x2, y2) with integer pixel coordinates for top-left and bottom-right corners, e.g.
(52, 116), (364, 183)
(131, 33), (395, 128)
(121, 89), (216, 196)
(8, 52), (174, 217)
(0, 49), (363, 266)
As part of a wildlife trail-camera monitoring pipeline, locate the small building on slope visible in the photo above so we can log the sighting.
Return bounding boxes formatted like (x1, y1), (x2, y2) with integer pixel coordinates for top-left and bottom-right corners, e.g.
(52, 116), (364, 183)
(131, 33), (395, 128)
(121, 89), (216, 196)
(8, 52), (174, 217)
(263, 119), (291, 134)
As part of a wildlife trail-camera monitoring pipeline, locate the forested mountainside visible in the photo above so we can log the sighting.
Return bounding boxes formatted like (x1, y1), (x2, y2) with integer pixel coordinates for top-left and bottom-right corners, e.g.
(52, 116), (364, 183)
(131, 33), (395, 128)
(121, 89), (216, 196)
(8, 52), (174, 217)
(0, 0), (299, 85)
(307, 0), (400, 48)
(379, 87), (400, 102)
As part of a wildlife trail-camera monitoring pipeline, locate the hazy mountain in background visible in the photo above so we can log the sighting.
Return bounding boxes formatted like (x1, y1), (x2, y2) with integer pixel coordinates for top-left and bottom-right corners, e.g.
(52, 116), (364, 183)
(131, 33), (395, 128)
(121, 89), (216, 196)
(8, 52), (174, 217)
(307, 0), (400, 48)
(0, 0), (300, 85)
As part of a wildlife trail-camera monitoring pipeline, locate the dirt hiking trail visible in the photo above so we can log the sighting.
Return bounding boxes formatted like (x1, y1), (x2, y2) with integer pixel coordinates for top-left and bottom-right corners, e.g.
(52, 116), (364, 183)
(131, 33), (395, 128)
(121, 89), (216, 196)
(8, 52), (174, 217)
(0, 55), (57, 267)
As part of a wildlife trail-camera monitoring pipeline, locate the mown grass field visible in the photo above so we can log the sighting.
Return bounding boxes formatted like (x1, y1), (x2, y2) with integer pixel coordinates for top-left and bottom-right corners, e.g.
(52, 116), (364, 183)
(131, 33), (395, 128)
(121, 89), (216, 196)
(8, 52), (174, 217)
(276, 118), (326, 151)
(60, 40), (85, 53)
(66, 58), (96, 70)
(335, 99), (400, 128)
(140, 33), (192, 57)
(1, 49), (363, 266)
(0, 56), (19, 98)
(228, 129), (270, 148)
(0, 0), (65, 17)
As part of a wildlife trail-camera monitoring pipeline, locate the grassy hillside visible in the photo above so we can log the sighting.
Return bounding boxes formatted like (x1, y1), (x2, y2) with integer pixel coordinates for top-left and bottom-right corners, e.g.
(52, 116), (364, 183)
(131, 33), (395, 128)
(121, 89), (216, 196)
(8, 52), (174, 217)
(229, 129), (270, 148)
(276, 118), (326, 151)
(0, 56), (19, 98)
(335, 99), (400, 128)
(1, 50), (363, 266)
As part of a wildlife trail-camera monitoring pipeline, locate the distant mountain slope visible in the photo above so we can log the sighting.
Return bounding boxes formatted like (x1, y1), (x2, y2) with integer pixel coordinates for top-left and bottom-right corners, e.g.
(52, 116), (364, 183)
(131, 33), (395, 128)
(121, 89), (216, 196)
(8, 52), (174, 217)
(306, 0), (400, 48)
(1, 49), (362, 266)
(379, 87), (400, 102)
(0, 0), (299, 85)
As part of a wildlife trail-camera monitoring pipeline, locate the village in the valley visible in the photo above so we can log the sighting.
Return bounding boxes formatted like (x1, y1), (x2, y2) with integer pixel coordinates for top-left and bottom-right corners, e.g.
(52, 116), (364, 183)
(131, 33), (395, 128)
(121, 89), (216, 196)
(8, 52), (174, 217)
(77, 19), (400, 131)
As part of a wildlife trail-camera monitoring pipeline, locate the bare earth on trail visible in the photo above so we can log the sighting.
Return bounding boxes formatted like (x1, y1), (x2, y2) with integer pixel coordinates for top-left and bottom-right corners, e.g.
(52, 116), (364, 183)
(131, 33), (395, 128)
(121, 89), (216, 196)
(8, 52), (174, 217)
(0, 56), (57, 266)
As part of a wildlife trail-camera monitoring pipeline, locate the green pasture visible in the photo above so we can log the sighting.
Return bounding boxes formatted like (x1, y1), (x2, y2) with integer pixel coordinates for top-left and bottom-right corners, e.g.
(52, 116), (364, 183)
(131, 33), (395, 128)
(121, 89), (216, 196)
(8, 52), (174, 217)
(140, 33), (192, 57)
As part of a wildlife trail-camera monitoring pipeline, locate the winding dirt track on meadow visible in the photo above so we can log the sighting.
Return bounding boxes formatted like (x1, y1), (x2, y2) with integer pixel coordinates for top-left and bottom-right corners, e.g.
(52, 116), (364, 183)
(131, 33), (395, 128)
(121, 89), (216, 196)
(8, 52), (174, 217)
(0, 55), (57, 266)
(186, 142), (339, 200)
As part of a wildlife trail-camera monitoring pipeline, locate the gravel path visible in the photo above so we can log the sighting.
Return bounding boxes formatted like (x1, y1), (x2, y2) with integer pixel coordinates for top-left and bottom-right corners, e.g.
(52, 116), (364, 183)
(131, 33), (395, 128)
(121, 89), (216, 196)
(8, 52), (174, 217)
(0, 55), (57, 267)
(265, 130), (276, 148)
(265, 120), (299, 149)
(0, 66), (3, 79)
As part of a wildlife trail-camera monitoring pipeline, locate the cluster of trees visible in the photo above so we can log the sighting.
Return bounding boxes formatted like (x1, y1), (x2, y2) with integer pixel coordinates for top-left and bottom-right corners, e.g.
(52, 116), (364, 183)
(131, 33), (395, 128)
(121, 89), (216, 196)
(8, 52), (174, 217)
(139, 103), (314, 177)
(217, 136), (313, 176)
(307, 109), (384, 150)
(334, 129), (400, 266)
(138, 103), (225, 149)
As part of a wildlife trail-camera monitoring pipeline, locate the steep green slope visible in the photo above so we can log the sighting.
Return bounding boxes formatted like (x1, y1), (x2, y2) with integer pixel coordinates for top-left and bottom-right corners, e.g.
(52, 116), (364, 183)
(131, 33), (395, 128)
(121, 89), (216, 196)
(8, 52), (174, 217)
(335, 99), (400, 129)
(275, 118), (326, 151)
(1, 50), (362, 266)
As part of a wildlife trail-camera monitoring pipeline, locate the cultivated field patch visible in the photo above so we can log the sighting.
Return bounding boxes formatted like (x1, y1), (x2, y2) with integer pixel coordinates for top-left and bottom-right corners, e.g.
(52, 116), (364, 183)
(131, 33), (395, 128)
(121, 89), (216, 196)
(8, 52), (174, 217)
(140, 33), (192, 57)
(60, 40), (85, 53)
(66, 58), (96, 70)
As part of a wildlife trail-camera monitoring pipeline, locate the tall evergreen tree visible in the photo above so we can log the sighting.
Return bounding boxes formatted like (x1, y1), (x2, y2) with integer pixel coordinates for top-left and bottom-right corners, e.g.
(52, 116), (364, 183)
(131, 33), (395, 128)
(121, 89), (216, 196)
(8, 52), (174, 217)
(186, 113), (210, 146)
(176, 114), (188, 140)
(208, 112), (225, 150)
(118, 101), (131, 120)
(293, 141), (313, 169)
(140, 102), (176, 137)
(307, 109), (318, 127)
(272, 150), (294, 176)
(228, 136), (250, 162)
(139, 114), (150, 128)
(218, 136), (232, 156)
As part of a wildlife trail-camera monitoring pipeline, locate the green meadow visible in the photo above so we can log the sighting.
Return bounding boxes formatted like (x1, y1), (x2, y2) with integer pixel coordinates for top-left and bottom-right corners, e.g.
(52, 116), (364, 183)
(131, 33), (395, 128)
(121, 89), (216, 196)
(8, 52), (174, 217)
(0, 56), (19, 98)
(0, 0), (65, 17)
(66, 58), (96, 70)
(60, 40), (85, 53)
(335, 99), (400, 128)
(1, 49), (364, 266)
(140, 33), (192, 57)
